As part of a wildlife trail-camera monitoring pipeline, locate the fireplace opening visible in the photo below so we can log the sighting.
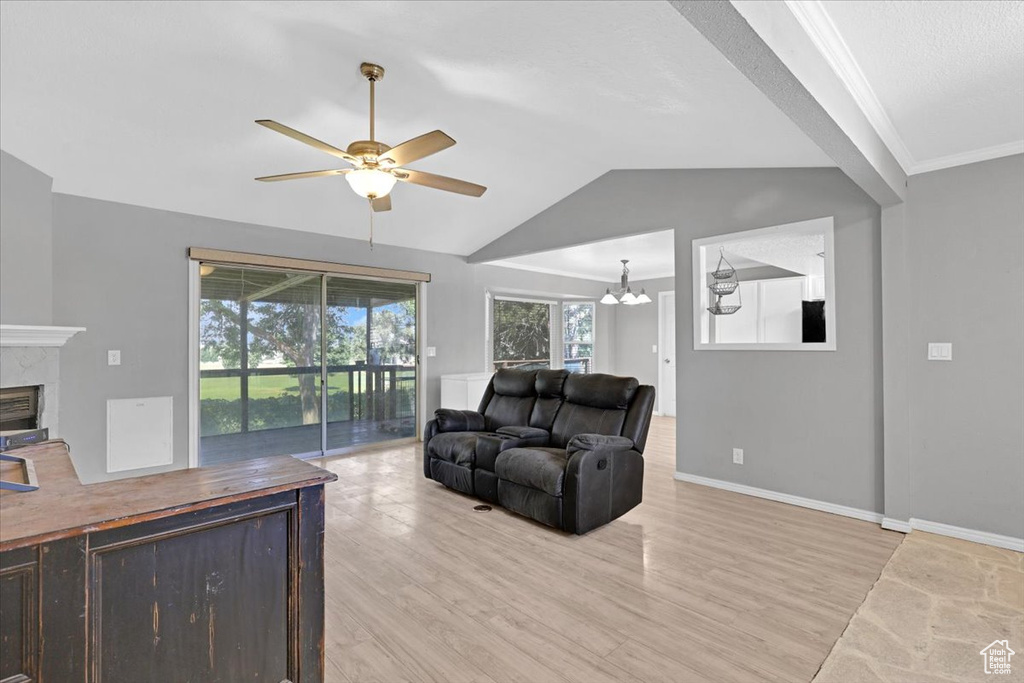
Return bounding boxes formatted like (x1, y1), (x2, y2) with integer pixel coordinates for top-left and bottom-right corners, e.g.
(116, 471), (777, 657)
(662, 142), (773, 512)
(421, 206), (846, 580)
(0, 386), (40, 431)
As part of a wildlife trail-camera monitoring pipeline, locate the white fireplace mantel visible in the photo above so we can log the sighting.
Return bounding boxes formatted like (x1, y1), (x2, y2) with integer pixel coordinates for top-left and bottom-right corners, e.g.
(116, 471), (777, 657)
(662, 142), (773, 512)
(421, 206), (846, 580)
(0, 324), (86, 347)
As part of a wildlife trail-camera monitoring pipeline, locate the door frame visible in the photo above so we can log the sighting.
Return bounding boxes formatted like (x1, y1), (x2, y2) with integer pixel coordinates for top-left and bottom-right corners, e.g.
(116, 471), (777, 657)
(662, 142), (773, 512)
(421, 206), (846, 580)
(656, 290), (676, 417)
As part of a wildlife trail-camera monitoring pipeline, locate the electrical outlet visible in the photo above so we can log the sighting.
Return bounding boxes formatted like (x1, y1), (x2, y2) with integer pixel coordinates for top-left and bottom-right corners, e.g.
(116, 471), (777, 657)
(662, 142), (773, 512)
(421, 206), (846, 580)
(107, 350), (121, 366)
(732, 448), (743, 465)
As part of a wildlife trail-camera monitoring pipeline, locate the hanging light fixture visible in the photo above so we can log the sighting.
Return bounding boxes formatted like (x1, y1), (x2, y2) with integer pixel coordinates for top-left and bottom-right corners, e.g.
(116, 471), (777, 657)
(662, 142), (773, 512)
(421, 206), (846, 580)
(600, 260), (652, 305)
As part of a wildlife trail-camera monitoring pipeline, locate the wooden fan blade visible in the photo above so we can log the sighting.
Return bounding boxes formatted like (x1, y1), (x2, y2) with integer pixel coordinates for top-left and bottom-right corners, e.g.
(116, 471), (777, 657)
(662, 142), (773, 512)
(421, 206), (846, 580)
(378, 130), (455, 167)
(394, 168), (486, 197)
(371, 195), (392, 212)
(255, 169), (351, 182)
(255, 120), (358, 164)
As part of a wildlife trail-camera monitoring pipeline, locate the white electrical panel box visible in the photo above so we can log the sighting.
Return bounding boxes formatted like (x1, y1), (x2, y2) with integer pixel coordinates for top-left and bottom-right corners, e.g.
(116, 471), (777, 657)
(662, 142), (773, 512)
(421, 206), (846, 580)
(107, 396), (174, 473)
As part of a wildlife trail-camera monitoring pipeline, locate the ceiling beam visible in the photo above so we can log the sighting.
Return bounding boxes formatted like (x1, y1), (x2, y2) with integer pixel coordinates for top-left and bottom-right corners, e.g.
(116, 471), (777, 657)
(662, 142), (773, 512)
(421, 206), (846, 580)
(668, 0), (906, 207)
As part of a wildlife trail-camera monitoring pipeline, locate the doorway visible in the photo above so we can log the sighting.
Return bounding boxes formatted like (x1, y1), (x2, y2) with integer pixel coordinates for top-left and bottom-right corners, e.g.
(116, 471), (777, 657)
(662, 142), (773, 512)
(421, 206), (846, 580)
(658, 291), (676, 417)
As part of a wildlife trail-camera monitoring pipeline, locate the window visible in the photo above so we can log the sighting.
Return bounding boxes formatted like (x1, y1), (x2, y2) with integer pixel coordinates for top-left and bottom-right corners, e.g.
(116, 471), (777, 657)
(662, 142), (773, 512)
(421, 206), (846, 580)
(563, 302), (594, 374)
(492, 298), (552, 371)
(692, 216), (836, 351)
(490, 296), (595, 373)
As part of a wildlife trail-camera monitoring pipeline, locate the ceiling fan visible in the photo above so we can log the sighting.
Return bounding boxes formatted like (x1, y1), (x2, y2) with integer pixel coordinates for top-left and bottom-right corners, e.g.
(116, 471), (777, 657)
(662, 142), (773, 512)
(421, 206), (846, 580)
(255, 62), (486, 214)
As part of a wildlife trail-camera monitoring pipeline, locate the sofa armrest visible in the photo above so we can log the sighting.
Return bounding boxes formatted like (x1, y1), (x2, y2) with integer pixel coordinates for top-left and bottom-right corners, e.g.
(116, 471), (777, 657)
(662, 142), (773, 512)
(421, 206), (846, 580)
(434, 408), (486, 433)
(423, 419), (440, 478)
(564, 441), (644, 534)
(496, 425), (550, 441)
(566, 433), (634, 456)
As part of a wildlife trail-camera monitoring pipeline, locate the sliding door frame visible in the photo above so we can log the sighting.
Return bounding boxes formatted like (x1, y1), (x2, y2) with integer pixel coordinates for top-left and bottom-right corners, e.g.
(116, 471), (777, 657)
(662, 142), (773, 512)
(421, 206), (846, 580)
(188, 255), (425, 468)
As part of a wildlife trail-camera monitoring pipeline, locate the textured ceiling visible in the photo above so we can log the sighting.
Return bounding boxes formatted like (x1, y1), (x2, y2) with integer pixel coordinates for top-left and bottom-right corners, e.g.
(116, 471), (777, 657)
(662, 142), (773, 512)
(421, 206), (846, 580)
(0, 1), (833, 255)
(819, 0), (1024, 166)
(721, 233), (825, 276)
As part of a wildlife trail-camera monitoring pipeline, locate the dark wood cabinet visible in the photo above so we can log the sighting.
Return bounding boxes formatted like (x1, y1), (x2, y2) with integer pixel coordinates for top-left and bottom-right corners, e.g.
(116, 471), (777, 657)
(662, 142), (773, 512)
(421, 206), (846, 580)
(0, 443), (335, 683)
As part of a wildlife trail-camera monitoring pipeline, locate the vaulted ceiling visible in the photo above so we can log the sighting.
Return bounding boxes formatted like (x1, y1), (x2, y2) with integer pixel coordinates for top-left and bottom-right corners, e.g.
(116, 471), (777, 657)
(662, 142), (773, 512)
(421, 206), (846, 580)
(0, 1), (832, 256)
(3, 2), (1019, 258)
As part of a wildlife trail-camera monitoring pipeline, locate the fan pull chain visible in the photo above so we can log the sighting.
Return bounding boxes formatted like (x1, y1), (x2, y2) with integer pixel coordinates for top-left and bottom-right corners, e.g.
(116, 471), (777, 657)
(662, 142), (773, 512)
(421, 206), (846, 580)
(368, 199), (374, 250)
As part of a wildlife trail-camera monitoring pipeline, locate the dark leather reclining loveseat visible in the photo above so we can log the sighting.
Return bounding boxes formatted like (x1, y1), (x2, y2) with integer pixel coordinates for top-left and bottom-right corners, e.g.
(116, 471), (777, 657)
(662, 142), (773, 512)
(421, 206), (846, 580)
(423, 369), (655, 534)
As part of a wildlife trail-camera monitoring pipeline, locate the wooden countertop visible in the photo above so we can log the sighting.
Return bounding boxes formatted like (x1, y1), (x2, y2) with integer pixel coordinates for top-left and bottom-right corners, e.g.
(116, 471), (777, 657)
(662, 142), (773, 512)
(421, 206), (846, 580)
(0, 441), (337, 551)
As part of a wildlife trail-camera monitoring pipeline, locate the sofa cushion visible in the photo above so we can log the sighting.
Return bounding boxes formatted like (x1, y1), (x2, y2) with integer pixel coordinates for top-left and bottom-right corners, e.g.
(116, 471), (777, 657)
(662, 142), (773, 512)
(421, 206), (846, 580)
(535, 369), (568, 397)
(550, 403), (628, 449)
(427, 432), (481, 467)
(495, 447), (569, 497)
(564, 374), (639, 410)
(492, 369), (537, 397)
(483, 394), (535, 431)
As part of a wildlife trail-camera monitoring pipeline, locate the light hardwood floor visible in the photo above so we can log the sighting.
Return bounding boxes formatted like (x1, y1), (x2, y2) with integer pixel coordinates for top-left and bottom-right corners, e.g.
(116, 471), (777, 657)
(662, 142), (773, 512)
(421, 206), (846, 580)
(315, 417), (903, 682)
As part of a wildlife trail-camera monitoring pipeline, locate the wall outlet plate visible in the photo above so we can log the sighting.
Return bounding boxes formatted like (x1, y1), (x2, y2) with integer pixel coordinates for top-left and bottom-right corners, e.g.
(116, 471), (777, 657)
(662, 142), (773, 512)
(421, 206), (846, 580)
(733, 448), (743, 465)
(107, 350), (121, 366)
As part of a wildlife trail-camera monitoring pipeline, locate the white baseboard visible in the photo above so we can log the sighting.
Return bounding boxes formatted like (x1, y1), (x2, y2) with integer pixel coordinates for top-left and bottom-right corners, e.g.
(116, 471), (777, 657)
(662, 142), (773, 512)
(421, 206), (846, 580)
(882, 517), (912, 533)
(674, 472), (1024, 553)
(673, 471), (883, 524)
(909, 518), (1024, 553)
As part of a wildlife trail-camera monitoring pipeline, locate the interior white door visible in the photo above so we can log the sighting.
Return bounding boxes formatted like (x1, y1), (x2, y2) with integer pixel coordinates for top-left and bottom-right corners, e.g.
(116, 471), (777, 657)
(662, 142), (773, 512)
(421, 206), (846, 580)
(659, 292), (677, 417)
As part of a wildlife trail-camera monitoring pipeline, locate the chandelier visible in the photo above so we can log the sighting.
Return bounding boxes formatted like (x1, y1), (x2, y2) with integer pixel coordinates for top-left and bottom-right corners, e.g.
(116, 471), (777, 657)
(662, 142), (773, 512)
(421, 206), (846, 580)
(600, 260), (652, 305)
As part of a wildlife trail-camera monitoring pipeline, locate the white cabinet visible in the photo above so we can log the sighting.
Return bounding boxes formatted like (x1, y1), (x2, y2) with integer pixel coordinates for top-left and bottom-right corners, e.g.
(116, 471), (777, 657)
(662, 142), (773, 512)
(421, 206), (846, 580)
(440, 373), (493, 411)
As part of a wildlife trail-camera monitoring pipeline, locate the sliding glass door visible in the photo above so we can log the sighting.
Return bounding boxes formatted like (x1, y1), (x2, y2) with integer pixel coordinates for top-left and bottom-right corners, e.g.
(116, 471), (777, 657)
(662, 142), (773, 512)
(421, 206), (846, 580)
(324, 276), (416, 451)
(198, 265), (416, 465)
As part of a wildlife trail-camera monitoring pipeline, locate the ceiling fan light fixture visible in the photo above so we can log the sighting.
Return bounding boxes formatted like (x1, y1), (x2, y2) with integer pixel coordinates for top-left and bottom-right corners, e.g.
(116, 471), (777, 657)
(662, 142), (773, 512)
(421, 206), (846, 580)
(600, 289), (620, 305)
(345, 168), (397, 199)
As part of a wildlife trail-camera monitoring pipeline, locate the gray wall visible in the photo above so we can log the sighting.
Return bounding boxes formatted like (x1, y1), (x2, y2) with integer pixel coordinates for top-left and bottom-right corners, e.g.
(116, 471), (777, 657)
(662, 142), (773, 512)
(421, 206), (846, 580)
(611, 277), (675, 391)
(470, 168), (883, 514)
(0, 151), (53, 325)
(50, 192), (612, 483)
(904, 154), (1024, 538)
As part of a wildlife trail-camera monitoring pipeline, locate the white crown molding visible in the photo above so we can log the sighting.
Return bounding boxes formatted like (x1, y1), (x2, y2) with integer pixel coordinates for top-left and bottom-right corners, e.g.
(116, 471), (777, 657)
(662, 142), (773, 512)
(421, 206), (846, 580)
(492, 260), (676, 284)
(673, 471), (883, 524)
(785, 0), (915, 174)
(785, 0), (1024, 177)
(0, 324), (86, 347)
(907, 140), (1024, 176)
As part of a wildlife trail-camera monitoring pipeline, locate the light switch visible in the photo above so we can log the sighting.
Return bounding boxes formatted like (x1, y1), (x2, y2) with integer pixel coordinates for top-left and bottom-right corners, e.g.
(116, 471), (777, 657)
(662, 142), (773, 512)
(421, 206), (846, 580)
(927, 342), (952, 361)
(107, 350), (121, 366)
(426, 346), (437, 357)
(652, 344), (658, 354)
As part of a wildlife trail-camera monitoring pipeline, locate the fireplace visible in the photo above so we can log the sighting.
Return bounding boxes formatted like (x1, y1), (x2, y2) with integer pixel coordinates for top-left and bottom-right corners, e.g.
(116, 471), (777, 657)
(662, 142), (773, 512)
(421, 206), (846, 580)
(0, 324), (85, 439)
(0, 386), (40, 431)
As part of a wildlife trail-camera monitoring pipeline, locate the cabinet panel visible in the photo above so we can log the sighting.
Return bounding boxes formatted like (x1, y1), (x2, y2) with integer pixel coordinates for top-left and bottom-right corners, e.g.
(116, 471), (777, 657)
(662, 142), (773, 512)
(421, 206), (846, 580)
(91, 508), (295, 683)
(0, 551), (37, 683)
